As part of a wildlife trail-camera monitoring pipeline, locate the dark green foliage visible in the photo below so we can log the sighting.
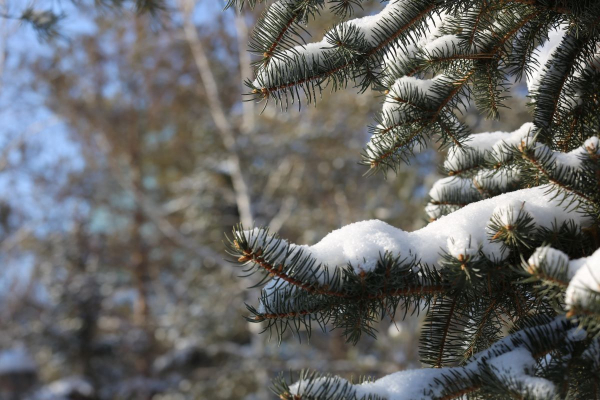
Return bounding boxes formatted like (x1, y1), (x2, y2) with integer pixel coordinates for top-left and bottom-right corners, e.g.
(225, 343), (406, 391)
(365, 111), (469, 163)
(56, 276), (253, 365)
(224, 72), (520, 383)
(226, 0), (600, 398)
(248, 0), (325, 67)
(487, 204), (537, 252)
(227, 227), (443, 344)
(234, 0), (600, 172)
(134, 0), (166, 16)
(247, 0), (438, 108)
(272, 317), (582, 399)
(272, 370), (387, 400)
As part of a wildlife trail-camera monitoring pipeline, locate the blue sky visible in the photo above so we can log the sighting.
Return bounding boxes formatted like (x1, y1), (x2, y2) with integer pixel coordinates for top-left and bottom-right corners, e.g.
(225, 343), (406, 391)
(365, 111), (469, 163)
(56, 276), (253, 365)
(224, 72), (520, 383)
(0, 4), (84, 228)
(0, 0), (236, 292)
(0, 0), (222, 230)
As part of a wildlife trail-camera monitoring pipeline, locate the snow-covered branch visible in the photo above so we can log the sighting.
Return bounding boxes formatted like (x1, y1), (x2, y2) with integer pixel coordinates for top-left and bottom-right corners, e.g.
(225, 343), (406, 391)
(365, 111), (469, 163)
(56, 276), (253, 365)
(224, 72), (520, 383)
(281, 317), (582, 400)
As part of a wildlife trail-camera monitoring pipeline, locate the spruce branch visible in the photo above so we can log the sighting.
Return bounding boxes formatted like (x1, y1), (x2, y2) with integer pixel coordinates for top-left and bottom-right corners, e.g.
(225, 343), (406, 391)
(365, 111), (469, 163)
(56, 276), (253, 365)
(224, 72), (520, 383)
(532, 32), (599, 141)
(365, 69), (476, 172)
(228, 0), (600, 396)
(225, 0), (270, 11)
(329, 0), (367, 18)
(276, 317), (581, 400)
(249, 0), (324, 68)
(249, 0), (438, 105)
(227, 226), (445, 343)
(516, 140), (596, 207)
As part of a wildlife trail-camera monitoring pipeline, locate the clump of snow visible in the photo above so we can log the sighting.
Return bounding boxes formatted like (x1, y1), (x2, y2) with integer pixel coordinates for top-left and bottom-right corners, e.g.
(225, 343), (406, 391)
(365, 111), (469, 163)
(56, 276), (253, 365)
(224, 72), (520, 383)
(474, 168), (518, 192)
(527, 247), (570, 275)
(383, 11), (449, 77)
(429, 176), (477, 201)
(423, 34), (462, 56)
(535, 141), (596, 170)
(490, 123), (535, 163)
(383, 41), (420, 75)
(288, 368), (456, 400)
(437, 128), (598, 225)
(378, 74), (448, 131)
(566, 327), (587, 342)
(489, 199), (527, 227)
(444, 123), (534, 171)
(424, 203), (444, 221)
(445, 131), (505, 169)
(584, 136), (600, 153)
(487, 347), (556, 399)
(565, 248), (600, 310)
(468, 126), (530, 152)
(447, 234), (480, 260)
(245, 186), (588, 276)
(358, 368), (453, 399)
(426, 176), (480, 220)
(346, 0), (407, 45)
(254, 38), (330, 88)
(553, 137), (600, 168)
(525, 246), (600, 312)
(384, 75), (439, 111)
(255, 0), (433, 89)
(289, 318), (574, 400)
(308, 219), (410, 272)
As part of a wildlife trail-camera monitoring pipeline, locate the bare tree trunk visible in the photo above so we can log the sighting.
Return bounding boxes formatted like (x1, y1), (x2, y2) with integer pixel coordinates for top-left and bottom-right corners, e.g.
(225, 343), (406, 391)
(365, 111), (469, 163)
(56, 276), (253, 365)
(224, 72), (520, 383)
(179, 0), (254, 228)
(127, 94), (153, 375)
(129, 126), (150, 328)
(73, 223), (100, 388)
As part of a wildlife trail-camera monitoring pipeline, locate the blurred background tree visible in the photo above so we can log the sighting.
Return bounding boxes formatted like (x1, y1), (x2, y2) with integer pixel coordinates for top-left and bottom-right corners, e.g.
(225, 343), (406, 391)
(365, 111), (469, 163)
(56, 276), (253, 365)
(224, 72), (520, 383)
(0, 1), (528, 399)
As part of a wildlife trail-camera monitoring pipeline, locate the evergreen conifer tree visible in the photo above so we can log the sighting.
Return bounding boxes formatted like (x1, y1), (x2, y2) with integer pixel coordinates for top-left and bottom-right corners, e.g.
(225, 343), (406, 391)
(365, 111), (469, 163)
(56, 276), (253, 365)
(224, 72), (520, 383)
(225, 0), (600, 398)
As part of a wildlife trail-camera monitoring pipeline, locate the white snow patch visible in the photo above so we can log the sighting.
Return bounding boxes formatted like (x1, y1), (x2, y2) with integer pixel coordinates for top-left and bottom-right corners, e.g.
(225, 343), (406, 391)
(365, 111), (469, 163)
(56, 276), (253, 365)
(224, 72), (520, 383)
(383, 11), (449, 76)
(380, 75), (447, 127)
(474, 168), (518, 192)
(565, 248), (600, 310)
(288, 318), (575, 400)
(246, 186), (589, 276)
(428, 176), (476, 202)
(487, 347), (556, 399)
(347, 0), (407, 44)
(254, 38), (330, 87)
(358, 368), (449, 399)
(490, 123), (536, 162)
(423, 34), (462, 56)
(444, 123), (534, 170)
(255, 0), (428, 88)
(527, 247), (571, 275)
(489, 199), (527, 227)
(447, 234), (480, 260)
